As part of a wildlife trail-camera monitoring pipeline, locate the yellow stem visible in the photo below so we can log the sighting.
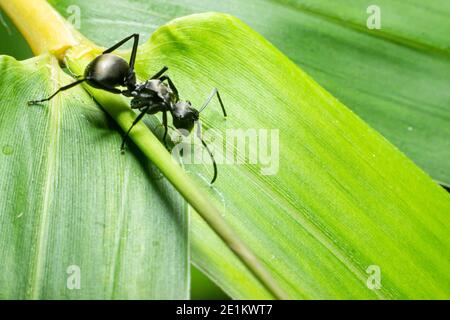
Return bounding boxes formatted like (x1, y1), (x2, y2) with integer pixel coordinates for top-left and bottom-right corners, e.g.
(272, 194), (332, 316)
(0, 0), (78, 59)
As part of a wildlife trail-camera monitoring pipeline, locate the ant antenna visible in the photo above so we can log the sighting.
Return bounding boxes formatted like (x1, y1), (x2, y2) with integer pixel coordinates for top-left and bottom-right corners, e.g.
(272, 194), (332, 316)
(196, 120), (218, 184)
(199, 88), (227, 117)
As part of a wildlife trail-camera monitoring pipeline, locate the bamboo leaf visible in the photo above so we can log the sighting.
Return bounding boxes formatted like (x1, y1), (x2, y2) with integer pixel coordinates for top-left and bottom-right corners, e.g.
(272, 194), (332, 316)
(130, 13), (450, 299)
(1, 0), (449, 300)
(0, 54), (188, 299)
(47, 0), (450, 186)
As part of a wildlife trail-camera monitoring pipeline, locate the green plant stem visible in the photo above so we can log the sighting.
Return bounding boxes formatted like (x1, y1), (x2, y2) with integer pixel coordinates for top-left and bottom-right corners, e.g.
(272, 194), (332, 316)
(1, 0), (289, 299)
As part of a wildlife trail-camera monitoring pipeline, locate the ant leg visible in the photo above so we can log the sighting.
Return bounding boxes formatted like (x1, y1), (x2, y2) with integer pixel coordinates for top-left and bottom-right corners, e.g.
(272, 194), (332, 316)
(195, 120), (218, 184)
(103, 34), (139, 70)
(28, 79), (85, 105)
(150, 66), (169, 79)
(199, 88), (227, 117)
(85, 79), (123, 95)
(162, 111), (169, 148)
(120, 105), (150, 153)
(160, 75), (179, 100)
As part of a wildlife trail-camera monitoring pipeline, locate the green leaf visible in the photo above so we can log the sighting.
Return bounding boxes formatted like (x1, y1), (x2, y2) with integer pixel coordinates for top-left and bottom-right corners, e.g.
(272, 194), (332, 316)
(131, 13), (450, 299)
(0, 54), (188, 299)
(48, 0), (450, 186)
(2, 0), (449, 300)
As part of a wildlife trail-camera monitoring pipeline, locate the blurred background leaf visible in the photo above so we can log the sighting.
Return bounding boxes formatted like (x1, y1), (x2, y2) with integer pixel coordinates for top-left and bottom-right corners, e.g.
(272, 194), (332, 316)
(0, 11), (31, 59)
(191, 266), (229, 300)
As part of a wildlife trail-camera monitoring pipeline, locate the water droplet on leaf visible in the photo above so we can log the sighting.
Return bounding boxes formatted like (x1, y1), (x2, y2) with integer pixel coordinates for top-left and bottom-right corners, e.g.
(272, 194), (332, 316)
(2, 145), (13, 155)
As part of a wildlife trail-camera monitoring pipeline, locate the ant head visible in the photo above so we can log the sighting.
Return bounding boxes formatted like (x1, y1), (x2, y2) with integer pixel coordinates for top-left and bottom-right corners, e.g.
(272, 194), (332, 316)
(84, 54), (131, 89)
(172, 101), (200, 135)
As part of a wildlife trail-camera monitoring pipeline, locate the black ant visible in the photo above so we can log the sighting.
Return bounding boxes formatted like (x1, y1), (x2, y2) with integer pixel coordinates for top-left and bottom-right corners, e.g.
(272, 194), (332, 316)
(28, 34), (227, 184)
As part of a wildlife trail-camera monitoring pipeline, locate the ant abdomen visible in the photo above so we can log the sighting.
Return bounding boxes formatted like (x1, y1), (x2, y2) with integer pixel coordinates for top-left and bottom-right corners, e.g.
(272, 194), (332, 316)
(84, 53), (129, 89)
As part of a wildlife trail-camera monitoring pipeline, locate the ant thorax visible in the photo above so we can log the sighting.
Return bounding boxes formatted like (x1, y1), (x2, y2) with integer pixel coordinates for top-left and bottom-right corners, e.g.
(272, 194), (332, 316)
(133, 79), (175, 102)
(129, 79), (174, 113)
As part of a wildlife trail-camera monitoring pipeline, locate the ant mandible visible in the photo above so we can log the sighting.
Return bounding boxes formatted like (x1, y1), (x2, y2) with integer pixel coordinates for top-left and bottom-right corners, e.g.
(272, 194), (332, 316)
(28, 34), (227, 184)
